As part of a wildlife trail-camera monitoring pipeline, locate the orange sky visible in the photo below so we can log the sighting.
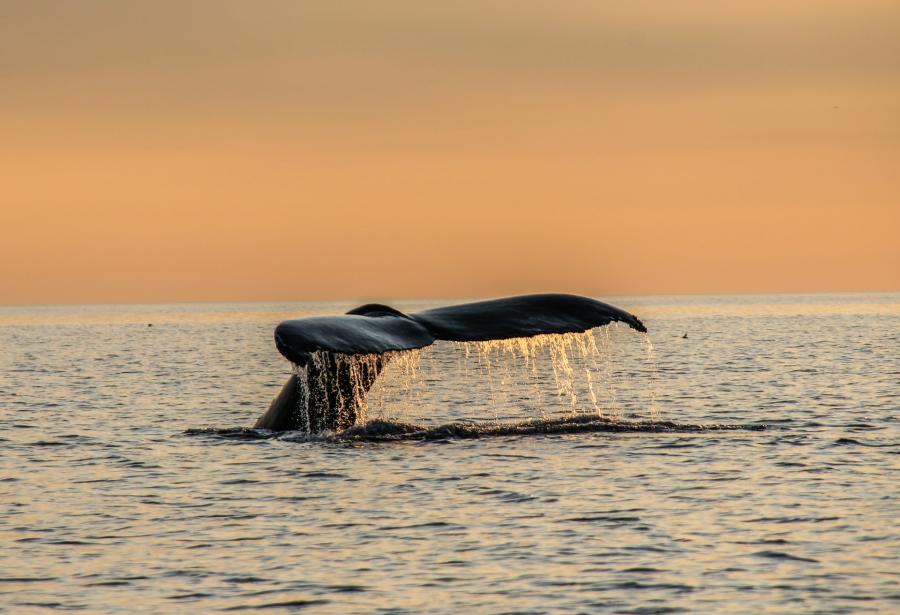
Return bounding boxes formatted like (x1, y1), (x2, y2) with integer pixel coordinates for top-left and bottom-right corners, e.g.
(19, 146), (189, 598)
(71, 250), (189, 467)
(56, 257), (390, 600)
(1, 1), (898, 305)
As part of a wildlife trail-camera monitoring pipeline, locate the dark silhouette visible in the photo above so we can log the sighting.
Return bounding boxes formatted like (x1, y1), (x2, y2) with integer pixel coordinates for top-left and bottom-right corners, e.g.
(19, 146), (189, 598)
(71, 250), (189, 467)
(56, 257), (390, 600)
(256, 294), (646, 432)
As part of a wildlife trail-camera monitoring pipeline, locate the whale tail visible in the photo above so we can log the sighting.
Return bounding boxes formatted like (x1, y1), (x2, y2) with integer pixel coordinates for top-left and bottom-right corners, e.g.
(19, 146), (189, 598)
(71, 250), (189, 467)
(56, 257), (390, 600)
(259, 294), (646, 432)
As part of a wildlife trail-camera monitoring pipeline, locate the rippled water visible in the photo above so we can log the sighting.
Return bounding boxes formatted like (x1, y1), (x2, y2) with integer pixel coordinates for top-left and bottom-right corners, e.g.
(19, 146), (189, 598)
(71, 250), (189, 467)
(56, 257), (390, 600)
(2, 294), (898, 613)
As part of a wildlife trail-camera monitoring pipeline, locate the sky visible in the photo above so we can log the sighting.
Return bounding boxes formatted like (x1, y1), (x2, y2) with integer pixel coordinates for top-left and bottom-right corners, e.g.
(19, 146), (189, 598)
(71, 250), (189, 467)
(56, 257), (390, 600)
(1, 1), (898, 305)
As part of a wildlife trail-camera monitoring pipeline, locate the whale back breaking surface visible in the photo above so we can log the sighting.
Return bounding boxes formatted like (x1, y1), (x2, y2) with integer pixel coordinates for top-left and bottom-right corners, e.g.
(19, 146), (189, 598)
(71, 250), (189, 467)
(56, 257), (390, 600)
(264, 294), (648, 433)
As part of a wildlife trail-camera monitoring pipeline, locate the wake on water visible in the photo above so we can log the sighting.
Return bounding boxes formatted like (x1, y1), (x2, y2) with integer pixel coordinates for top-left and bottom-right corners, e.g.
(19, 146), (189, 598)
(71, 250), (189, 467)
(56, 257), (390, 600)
(186, 414), (767, 443)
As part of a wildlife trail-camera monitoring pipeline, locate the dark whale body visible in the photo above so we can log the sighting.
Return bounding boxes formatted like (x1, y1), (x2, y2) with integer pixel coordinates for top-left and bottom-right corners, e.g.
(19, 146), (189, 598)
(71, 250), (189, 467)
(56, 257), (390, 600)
(256, 294), (646, 432)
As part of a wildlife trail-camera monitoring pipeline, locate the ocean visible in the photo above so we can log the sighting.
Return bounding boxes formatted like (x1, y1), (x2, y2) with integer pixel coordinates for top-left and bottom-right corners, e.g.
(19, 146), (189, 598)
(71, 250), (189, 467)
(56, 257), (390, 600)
(1, 293), (897, 613)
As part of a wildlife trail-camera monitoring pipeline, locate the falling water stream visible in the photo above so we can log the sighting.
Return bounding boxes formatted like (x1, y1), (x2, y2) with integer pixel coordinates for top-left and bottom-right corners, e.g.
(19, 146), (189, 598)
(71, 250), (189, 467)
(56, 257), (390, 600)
(195, 326), (746, 442)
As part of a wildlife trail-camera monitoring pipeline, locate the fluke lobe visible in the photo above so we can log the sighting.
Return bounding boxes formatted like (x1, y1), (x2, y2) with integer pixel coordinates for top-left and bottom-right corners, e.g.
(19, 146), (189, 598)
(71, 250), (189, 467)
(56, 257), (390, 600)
(255, 293), (646, 432)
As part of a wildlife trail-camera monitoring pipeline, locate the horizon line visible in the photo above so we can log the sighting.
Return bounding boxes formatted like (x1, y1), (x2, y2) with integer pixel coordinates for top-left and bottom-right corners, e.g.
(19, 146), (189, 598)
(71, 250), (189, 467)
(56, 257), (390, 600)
(2, 288), (898, 310)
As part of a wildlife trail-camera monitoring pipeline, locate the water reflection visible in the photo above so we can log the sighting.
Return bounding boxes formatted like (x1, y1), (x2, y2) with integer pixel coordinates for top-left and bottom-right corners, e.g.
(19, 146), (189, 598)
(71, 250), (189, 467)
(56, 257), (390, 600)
(1, 293), (897, 613)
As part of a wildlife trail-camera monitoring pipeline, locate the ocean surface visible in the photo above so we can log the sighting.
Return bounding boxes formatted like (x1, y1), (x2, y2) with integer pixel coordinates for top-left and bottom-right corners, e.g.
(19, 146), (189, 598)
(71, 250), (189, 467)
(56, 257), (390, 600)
(1, 293), (898, 614)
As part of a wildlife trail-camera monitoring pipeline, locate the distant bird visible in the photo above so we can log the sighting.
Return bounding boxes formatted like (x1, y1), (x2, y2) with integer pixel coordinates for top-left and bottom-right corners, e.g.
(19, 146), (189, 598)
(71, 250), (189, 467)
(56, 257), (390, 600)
(682, 333), (688, 339)
(148, 324), (153, 327)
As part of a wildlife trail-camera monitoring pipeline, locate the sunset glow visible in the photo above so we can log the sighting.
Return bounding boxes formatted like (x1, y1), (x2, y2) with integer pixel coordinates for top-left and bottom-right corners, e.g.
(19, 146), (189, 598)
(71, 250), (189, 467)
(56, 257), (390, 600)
(2, 1), (898, 304)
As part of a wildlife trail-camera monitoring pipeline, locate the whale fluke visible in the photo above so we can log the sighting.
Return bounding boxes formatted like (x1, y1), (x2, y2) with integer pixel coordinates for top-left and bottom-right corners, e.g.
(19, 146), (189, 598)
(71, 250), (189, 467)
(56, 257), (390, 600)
(260, 293), (646, 432)
(274, 293), (644, 365)
(411, 294), (646, 343)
